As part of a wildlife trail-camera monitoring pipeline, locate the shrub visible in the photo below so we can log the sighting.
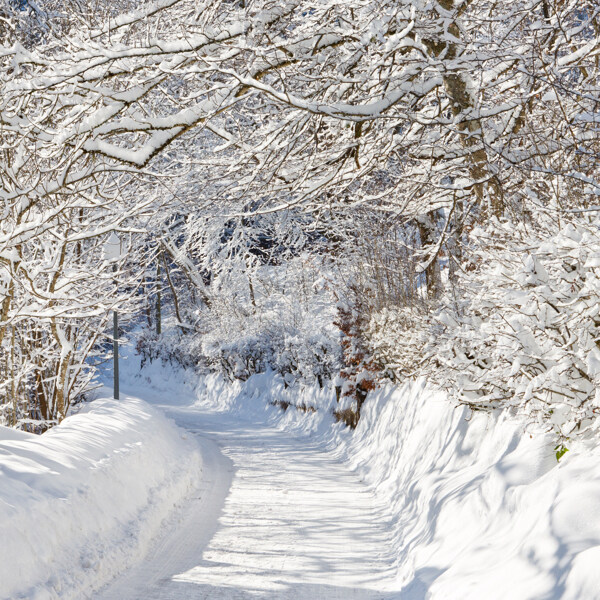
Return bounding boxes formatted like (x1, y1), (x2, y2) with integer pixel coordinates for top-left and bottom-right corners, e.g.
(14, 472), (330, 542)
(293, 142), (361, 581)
(334, 291), (380, 427)
(431, 220), (600, 437)
(359, 218), (600, 438)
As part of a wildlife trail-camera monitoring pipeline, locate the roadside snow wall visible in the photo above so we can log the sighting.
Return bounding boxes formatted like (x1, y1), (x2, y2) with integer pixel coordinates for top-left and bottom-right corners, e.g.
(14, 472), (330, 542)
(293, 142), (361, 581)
(0, 396), (202, 600)
(195, 372), (600, 600)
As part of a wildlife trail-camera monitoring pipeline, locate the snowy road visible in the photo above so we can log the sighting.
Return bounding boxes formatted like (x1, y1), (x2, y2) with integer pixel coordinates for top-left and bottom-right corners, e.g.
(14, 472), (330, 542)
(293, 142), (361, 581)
(96, 404), (396, 599)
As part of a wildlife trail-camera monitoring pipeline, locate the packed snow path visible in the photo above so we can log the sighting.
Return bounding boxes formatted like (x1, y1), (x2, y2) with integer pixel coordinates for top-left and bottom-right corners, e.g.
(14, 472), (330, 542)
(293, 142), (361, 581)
(97, 403), (396, 599)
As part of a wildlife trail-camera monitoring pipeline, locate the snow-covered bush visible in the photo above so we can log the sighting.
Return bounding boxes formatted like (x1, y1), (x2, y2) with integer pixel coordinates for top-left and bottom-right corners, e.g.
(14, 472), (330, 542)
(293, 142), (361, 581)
(136, 252), (342, 387)
(202, 325), (339, 385)
(197, 258), (341, 385)
(135, 327), (203, 372)
(430, 220), (600, 437)
(366, 305), (433, 380)
(358, 218), (600, 439)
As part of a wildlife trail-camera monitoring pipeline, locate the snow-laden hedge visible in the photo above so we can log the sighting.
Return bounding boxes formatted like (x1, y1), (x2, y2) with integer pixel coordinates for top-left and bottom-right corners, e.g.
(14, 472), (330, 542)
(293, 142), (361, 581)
(0, 395), (202, 600)
(367, 220), (600, 438)
(367, 305), (432, 379)
(436, 221), (600, 437)
(202, 323), (340, 385)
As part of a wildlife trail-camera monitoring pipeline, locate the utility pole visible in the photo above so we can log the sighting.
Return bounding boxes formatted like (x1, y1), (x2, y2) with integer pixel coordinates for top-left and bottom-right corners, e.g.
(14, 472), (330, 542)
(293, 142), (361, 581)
(156, 257), (162, 336)
(113, 287), (119, 400)
(104, 232), (121, 400)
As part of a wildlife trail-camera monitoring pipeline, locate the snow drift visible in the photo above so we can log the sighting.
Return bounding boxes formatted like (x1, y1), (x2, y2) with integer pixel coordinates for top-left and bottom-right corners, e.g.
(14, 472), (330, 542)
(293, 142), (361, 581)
(0, 394), (202, 600)
(195, 371), (600, 599)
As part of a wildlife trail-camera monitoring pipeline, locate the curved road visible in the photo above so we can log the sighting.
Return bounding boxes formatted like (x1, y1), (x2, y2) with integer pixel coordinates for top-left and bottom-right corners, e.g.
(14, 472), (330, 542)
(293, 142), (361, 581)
(97, 404), (396, 599)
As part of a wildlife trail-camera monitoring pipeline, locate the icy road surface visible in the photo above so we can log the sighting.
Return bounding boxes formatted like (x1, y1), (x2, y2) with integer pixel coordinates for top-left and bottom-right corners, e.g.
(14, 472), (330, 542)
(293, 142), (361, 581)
(96, 405), (396, 599)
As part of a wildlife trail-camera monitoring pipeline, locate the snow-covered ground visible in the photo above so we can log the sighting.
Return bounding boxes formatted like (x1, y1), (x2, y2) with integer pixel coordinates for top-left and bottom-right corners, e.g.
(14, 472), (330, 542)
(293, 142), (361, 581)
(0, 393), (202, 600)
(191, 371), (600, 599)
(97, 410), (396, 599)
(3, 354), (600, 599)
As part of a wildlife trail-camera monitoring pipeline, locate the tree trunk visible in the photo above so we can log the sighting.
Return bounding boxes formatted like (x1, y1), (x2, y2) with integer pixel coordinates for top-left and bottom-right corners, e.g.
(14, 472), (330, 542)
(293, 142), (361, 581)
(417, 212), (443, 300)
(425, 1), (504, 218)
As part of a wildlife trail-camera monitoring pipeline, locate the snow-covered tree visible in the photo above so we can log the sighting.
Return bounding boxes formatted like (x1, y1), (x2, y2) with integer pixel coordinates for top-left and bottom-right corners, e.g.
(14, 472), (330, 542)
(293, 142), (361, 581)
(1, 0), (599, 430)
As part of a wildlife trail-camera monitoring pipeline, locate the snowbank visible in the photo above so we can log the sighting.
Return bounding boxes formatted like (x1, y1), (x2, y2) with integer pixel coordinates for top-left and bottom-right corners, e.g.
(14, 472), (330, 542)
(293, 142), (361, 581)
(195, 372), (600, 599)
(0, 395), (202, 600)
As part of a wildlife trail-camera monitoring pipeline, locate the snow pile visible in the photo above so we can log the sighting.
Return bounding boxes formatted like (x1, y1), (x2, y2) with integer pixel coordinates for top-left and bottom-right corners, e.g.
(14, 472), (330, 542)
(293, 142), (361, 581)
(195, 372), (600, 599)
(194, 370), (336, 418)
(0, 395), (202, 600)
(343, 381), (600, 599)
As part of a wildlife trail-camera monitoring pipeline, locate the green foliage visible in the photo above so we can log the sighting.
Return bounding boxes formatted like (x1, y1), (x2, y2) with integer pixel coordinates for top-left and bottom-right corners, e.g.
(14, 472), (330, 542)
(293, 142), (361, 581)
(555, 444), (569, 462)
